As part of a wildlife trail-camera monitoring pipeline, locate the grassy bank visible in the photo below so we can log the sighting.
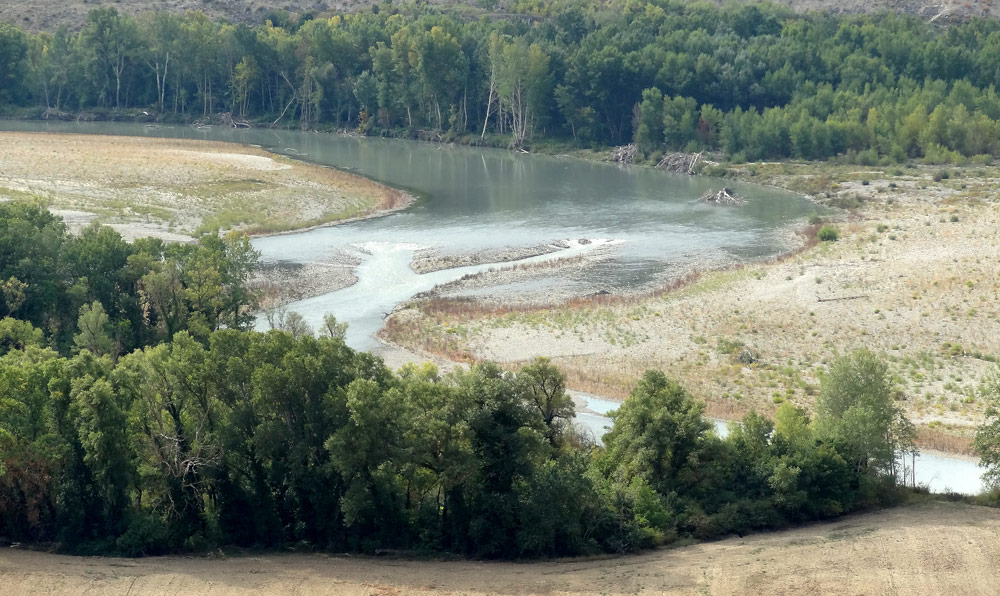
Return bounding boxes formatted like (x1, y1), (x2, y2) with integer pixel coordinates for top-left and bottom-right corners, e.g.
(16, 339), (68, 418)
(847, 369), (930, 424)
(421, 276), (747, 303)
(0, 131), (410, 241)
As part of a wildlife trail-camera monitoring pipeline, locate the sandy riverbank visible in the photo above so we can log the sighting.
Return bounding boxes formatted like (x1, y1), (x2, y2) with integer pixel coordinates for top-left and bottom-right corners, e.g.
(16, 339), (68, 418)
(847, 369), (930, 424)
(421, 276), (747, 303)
(410, 242), (568, 274)
(0, 132), (410, 240)
(383, 161), (1000, 454)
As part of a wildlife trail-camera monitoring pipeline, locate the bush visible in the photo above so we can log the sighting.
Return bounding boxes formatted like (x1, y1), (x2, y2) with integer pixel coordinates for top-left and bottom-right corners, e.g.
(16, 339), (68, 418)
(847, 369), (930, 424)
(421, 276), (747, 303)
(115, 512), (169, 557)
(817, 225), (839, 242)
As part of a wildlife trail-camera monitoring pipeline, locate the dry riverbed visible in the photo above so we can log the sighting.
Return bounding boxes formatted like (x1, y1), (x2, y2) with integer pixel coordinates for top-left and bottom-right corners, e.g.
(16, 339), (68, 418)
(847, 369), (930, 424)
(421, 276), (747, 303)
(383, 161), (1000, 454)
(0, 132), (410, 240)
(2, 500), (997, 596)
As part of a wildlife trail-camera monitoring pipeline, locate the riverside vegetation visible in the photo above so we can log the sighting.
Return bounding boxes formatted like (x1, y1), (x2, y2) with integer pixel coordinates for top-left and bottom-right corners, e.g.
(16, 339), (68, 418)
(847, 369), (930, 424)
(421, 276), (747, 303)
(1, 202), (977, 558)
(6, 0), (1000, 563)
(5, 1), (1000, 164)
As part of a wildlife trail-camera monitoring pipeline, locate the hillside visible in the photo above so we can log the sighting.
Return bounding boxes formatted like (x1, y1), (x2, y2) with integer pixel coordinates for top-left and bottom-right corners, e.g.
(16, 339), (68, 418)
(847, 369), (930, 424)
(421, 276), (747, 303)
(0, 0), (455, 32)
(1, 0), (995, 32)
(2, 501), (998, 596)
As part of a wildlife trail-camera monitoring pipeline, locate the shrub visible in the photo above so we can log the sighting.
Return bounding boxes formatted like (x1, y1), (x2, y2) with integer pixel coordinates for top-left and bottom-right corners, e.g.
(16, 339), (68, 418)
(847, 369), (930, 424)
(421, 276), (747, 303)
(817, 225), (839, 241)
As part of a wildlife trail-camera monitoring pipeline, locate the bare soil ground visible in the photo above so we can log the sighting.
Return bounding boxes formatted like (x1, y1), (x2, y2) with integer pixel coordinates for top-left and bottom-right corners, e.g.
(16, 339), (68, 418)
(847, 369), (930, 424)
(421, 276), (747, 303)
(384, 161), (1000, 454)
(1, 501), (998, 595)
(0, 132), (410, 240)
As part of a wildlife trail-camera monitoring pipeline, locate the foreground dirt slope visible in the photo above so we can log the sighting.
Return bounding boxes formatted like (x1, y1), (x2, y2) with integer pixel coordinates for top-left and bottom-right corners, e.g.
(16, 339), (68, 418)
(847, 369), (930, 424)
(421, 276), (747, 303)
(2, 502), (998, 596)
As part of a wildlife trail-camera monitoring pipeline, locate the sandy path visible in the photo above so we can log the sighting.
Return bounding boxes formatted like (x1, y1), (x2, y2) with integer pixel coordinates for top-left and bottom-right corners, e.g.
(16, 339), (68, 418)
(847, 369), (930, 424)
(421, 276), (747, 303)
(2, 502), (998, 595)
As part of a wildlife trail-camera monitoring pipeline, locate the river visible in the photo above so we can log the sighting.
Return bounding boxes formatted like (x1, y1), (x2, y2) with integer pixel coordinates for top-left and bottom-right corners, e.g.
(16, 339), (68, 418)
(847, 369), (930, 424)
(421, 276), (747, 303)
(0, 120), (815, 349)
(1, 120), (985, 494)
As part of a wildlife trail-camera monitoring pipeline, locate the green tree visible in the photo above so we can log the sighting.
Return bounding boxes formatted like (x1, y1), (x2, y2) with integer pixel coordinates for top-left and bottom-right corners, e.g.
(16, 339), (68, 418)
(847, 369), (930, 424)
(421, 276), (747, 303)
(74, 301), (114, 357)
(599, 370), (711, 496)
(815, 349), (914, 480)
(634, 87), (663, 152)
(974, 373), (1000, 490)
(517, 357), (574, 445)
(0, 23), (29, 105)
(81, 7), (140, 109)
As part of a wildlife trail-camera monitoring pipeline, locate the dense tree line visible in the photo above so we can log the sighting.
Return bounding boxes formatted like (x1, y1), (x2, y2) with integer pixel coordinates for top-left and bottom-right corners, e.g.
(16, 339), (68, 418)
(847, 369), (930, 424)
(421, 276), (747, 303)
(0, 203), (258, 355)
(0, 206), (920, 557)
(6, 1), (1000, 161)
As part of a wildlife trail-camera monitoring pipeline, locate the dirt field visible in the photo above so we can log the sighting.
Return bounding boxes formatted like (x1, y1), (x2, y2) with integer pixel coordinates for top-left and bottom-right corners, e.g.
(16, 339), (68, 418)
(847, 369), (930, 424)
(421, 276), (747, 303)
(0, 501), (997, 595)
(0, 132), (409, 240)
(384, 161), (1000, 454)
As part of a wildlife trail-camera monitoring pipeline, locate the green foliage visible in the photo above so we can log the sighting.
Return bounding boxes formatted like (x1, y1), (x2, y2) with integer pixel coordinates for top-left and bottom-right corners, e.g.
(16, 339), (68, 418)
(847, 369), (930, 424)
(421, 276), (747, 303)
(974, 373), (1000, 490)
(0, 205), (260, 354)
(815, 349), (915, 479)
(0, 181), (928, 558)
(817, 225), (839, 241)
(0, 323), (918, 556)
(74, 302), (114, 357)
(4, 3), (1000, 160)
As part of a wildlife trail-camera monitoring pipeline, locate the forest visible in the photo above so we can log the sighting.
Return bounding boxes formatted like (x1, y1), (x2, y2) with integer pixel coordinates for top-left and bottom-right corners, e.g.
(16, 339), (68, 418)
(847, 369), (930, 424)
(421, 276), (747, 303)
(3, 1), (1000, 161)
(0, 202), (926, 557)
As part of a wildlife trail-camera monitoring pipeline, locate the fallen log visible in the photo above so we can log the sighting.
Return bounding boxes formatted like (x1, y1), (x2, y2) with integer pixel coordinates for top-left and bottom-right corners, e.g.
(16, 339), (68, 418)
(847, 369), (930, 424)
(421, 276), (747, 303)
(817, 295), (870, 303)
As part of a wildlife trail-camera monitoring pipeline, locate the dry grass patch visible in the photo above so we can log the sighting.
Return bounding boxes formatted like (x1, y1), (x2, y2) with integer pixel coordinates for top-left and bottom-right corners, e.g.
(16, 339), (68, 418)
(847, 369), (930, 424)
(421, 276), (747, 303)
(0, 132), (409, 240)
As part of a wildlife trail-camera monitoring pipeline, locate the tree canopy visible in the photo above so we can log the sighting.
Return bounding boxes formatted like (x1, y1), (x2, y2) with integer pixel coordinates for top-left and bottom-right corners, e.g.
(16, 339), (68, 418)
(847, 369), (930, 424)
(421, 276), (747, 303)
(0, 202), (918, 558)
(5, 1), (1000, 161)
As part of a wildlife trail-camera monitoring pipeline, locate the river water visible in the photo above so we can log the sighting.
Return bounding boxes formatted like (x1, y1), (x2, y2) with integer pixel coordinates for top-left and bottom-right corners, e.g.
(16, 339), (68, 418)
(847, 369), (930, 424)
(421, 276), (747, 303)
(0, 120), (815, 349)
(2, 120), (985, 494)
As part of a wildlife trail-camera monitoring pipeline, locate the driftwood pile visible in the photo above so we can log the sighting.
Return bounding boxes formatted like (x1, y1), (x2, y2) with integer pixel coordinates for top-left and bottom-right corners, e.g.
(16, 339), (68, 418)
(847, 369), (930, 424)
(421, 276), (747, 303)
(700, 187), (746, 206)
(609, 144), (638, 165)
(219, 112), (252, 128)
(192, 112), (252, 129)
(656, 151), (703, 174)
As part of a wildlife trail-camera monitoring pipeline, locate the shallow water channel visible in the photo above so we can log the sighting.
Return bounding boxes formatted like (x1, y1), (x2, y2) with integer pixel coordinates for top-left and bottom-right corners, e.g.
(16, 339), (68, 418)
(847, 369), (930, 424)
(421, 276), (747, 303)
(2, 120), (986, 494)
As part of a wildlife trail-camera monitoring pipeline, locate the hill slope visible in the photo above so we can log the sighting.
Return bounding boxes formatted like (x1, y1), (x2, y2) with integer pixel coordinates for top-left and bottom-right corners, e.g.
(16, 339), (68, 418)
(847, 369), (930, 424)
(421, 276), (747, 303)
(2, 501), (999, 595)
(1, 0), (995, 32)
